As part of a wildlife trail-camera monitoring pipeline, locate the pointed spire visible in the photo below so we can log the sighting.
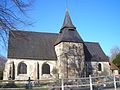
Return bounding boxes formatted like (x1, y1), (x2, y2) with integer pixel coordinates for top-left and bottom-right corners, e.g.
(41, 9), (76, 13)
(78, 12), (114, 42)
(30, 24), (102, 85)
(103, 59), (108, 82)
(60, 10), (75, 32)
(54, 10), (83, 45)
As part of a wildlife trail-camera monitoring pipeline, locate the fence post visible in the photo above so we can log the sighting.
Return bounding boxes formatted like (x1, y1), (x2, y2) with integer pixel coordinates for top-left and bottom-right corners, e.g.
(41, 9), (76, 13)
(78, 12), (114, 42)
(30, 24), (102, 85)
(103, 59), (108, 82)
(114, 75), (117, 90)
(89, 75), (93, 90)
(61, 79), (64, 90)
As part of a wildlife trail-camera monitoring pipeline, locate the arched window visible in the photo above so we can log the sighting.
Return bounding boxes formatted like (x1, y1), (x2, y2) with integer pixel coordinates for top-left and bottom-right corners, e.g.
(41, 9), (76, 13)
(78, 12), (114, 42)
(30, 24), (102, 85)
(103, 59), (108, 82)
(42, 63), (50, 74)
(18, 62), (27, 74)
(98, 63), (102, 71)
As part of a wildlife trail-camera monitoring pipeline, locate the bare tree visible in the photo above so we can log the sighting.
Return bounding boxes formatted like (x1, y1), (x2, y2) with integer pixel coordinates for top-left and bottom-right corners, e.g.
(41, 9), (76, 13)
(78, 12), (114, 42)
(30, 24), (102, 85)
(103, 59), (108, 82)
(0, 0), (33, 45)
(110, 46), (120, 60)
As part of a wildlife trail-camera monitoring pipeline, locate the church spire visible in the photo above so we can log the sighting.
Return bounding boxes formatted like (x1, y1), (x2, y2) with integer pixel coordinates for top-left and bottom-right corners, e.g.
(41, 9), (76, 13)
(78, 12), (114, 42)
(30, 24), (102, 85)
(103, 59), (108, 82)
(54, 10), (83, 45)
(60, 10), (75, 32)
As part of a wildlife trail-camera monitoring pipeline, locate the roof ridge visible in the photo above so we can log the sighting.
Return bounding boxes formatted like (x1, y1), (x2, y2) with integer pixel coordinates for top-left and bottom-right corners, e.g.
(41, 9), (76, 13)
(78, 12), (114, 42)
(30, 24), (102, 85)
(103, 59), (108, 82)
(11, 30), (59, 35)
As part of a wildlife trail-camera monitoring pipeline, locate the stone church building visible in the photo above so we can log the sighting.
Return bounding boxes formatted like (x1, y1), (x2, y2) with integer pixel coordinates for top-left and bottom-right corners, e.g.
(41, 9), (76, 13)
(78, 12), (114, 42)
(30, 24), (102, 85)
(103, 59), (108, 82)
(3, 10), (111, 80)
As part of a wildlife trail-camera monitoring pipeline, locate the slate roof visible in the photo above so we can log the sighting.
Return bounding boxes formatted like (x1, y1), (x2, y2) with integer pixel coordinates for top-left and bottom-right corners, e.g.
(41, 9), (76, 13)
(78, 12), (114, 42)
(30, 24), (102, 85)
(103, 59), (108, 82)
(84, 42), (109, 62)
(8, 30), (108, 62)
(60, 10), (75, 31)
(8, 30), (58, 60)
(54, 29), (83, 45)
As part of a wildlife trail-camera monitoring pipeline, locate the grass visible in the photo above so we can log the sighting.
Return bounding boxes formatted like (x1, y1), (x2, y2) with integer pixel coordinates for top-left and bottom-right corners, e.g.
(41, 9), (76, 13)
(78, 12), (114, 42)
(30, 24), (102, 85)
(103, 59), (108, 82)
(23, 88), (49, 90)
(0, 88), (49, 90)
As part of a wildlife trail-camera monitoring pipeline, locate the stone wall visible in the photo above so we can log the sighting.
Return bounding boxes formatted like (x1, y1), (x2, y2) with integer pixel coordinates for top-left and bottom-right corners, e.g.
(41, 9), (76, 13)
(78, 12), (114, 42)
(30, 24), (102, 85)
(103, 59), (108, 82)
(88, 62), (111, 76)
(55, 42), (85, 78)
(3, 58), (57, 80)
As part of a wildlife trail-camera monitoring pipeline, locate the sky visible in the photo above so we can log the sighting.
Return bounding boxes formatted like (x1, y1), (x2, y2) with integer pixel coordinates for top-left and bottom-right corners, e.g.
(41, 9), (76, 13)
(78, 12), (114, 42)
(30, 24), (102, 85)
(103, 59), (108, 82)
(0, 0), (120, 57)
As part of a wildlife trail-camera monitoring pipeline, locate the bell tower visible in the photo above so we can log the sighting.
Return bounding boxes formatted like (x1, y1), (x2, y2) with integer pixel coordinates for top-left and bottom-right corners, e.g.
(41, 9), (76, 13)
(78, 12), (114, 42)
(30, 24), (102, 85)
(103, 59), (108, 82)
(55, 10), (85, 78)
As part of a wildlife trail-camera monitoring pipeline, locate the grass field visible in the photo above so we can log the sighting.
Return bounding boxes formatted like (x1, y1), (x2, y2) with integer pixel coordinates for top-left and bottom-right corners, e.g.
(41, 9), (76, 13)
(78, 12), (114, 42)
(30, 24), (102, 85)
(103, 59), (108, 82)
(0, 88), (49, 90)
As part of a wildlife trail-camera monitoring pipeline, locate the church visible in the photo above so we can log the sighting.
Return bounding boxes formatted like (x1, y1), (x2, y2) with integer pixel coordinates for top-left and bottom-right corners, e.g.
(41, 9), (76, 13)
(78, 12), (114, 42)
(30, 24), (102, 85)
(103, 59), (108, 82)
(3, 10), (111, 80)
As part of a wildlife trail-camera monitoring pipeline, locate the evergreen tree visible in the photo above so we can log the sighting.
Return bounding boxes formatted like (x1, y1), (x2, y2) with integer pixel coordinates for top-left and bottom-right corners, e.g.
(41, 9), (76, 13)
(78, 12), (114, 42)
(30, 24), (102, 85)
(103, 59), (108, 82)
(112, 53), (120, 68)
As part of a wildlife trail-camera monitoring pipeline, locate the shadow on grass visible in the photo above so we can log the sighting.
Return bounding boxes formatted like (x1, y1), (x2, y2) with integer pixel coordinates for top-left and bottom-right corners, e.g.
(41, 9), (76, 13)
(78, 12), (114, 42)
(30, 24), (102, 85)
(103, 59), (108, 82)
(2, 82), (19, 88)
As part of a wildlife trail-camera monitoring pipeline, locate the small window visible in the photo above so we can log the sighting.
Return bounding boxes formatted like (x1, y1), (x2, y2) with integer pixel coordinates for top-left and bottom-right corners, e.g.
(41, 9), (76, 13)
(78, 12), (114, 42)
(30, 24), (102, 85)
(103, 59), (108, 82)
(42, 63), (50, 74)
(18, 62), (27, 74)
(98, 63), (102, 71)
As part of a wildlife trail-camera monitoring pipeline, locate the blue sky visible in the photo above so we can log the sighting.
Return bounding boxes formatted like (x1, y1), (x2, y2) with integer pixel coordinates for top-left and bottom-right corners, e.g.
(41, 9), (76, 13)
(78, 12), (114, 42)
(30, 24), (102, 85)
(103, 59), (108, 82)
(0, 0), (120, 57)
